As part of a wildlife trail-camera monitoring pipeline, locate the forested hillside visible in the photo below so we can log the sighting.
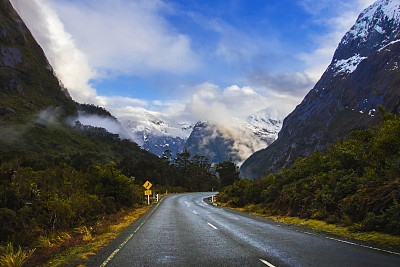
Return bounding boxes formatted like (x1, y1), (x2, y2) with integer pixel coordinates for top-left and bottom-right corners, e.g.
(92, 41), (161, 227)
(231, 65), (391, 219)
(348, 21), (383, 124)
(219, 109), (400, 235)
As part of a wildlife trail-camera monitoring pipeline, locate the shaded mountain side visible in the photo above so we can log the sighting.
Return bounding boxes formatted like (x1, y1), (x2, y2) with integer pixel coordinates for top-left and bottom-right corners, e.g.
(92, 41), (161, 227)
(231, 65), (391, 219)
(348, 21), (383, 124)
(0, 0), (159, 168)
(241, 0), (400, 179)
(0, 0), (76, 121)
(185, 122), (238, 163)
(185, 118), (280, 165)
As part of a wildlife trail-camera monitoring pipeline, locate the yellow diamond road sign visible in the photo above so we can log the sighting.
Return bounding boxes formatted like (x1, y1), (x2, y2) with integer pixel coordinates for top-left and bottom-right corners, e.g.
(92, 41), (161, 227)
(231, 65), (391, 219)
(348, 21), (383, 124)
(144, 190), (152, 196)
(143, 181), (152, 190)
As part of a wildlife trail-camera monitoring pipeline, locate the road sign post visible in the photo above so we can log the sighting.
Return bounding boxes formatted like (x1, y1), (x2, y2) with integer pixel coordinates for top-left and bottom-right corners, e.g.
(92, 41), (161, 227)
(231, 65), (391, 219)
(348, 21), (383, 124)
(143, 181), (153, 205)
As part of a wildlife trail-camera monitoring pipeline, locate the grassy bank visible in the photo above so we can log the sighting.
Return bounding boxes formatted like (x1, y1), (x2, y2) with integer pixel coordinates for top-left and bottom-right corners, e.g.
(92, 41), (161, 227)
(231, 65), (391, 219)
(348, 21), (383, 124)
(22, 205), (152, 267)
(220, 203), (400, 251)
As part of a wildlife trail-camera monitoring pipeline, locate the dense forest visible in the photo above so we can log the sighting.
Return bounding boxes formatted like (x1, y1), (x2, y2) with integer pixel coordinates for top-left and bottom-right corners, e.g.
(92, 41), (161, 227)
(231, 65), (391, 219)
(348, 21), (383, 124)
(218, 109), (400, 235)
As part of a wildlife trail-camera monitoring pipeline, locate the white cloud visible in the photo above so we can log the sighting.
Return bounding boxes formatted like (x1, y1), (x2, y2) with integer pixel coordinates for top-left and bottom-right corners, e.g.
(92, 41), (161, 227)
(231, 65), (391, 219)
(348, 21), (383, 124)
(48, 0), (199, 76)
(184, 83), (290, 125)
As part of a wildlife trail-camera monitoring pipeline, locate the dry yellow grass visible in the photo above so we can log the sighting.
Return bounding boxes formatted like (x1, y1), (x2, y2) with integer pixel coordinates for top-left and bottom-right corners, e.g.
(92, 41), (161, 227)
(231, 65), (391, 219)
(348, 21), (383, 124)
(224, 205), (400, 250)
(42, 205), (152, 267)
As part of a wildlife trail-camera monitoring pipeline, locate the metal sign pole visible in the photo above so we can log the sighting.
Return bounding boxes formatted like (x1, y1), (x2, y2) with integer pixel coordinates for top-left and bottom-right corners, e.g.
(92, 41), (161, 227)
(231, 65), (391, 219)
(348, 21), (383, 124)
(147, 194), (150, 205)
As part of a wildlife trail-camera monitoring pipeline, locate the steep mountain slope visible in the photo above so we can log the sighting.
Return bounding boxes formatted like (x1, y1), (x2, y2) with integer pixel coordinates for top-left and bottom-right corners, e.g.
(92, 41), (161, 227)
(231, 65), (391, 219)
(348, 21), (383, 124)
(241, 0), (400, 179)
(185, 111), (282, 164)
(0, 0), (157, 167)
(0, 0), (76, 120)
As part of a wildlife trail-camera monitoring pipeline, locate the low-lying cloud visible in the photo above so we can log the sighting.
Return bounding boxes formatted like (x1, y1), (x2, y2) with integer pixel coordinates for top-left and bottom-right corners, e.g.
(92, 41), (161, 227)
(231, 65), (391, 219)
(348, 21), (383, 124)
(185, 83), (293, 124)
(74, 113), (133, 140)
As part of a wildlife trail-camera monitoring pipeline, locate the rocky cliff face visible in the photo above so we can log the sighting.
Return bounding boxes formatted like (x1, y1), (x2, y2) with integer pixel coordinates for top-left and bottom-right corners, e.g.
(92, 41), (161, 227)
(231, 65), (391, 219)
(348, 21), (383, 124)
(0, 0), (76, 121)
(185, 111), (282, 165)
(241, 0), (400, 179)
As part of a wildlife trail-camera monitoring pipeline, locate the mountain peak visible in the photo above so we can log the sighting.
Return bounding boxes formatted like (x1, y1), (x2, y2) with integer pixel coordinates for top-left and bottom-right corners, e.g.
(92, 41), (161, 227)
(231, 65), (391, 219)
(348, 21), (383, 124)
(334, 0), (400, 62)
(241, 0), (400, 179)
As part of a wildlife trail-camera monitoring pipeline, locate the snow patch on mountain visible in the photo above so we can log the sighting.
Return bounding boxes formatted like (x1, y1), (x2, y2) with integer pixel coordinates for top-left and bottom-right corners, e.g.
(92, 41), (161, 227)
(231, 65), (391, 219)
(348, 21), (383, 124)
(331, 0), (400, 76)
(333, 54), (367, 75)
(346, 0), (400, 43)
(244, 110), (283, 141)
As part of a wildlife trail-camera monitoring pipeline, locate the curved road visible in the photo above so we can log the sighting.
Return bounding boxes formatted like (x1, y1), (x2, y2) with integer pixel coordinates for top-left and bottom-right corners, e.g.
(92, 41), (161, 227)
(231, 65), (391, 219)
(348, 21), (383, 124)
(90, 192), (400, 266)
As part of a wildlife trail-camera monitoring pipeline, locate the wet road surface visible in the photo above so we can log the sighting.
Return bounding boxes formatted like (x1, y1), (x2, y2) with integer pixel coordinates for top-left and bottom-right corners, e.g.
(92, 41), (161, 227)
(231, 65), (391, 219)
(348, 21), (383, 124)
(90, 192), (400, 267)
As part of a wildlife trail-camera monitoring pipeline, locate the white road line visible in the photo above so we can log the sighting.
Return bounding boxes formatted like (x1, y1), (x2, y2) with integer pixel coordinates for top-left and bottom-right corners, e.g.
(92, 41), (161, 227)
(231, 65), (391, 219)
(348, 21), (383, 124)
(259, 258), (275, 267)
(359, 244), (400, 256)
(327, 237), (358, 246)
(303, 231), (315, 236)
(207, 222), (218, 230)
(100, 196), (166, 267)
(193, 211), (198, 215)
(326, 237), (400, 256)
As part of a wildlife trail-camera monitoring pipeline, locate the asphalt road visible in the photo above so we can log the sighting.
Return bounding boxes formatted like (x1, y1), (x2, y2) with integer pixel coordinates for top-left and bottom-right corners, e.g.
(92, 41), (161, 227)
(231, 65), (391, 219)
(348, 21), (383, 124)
(90, 192), (400, 267)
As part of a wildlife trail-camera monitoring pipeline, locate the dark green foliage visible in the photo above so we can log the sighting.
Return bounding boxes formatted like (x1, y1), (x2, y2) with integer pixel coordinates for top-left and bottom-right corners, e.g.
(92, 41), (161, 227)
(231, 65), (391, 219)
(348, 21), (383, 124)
(219, 111), (400, 235)
(77, 103), (117, 120)
(0, 163), (120, 245)
(216, 160), (240, 187)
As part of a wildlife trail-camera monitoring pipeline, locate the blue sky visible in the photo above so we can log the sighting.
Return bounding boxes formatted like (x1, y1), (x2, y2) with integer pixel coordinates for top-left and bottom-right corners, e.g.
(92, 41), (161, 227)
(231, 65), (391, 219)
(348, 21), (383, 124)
(11, 0), (375, 123)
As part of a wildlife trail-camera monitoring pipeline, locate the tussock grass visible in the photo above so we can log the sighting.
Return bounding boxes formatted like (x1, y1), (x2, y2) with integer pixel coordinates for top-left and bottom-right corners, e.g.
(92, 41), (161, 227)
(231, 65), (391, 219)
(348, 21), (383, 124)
(226, 204), (400, 250)
(28, 205), (151, 267)
(266, 215), (400, 249)
(0, 243), (35, 267)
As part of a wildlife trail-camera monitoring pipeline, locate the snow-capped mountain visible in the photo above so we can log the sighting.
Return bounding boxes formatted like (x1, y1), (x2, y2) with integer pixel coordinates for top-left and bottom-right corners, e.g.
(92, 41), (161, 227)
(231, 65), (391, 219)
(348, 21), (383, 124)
(245, 109), (283, 143)
(119, 108), (282, 162)
(120, 111), (193, 157)
(241, 0), (400, 179)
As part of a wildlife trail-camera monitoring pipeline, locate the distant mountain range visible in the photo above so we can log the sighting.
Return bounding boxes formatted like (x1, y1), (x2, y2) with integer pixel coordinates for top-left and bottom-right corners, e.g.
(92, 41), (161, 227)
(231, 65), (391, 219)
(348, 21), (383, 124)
(241, 0), (400, 179)
(120, 109), (283, 164)
(121, 112), (192, 158)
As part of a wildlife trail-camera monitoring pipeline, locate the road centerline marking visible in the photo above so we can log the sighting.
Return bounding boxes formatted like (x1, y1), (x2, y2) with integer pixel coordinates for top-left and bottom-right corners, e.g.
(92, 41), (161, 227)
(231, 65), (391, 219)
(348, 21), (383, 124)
(260, 259), (275, 267)
(207, 222), (218, 230)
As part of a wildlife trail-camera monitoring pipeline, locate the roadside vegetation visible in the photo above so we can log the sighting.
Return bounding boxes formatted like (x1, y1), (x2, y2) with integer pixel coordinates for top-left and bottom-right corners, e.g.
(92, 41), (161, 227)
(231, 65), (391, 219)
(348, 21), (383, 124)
(0, 114), (236, 266)
(218, 109), (400, 248)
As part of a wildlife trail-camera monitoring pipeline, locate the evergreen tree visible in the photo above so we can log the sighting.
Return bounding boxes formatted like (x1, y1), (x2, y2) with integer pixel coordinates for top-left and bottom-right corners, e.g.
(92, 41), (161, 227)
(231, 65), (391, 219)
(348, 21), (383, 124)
(216, 160), (240, 187)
